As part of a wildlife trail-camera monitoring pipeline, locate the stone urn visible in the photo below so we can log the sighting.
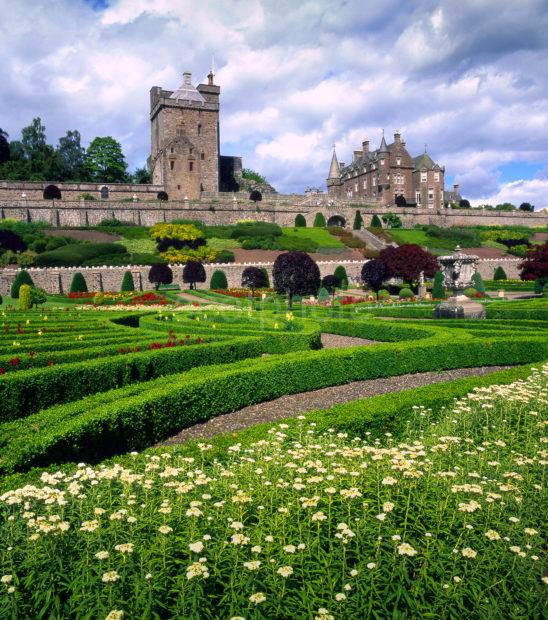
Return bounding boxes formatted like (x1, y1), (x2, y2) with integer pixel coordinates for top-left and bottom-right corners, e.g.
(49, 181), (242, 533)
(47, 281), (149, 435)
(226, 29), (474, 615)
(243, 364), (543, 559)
(432, 246), (485, 319)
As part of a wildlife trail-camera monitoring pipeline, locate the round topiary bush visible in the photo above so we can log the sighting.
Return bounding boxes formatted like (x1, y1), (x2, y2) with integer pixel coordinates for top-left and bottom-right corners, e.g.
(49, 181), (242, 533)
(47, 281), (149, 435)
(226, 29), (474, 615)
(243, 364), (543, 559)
(10, 270), (34, 298)
(464, 287), (478, 298)
(69, 272), (88, 294)
(399, 287), (414, 299)
(334, 265), (348, 289)
(294, 214), (306, 227)
(273, 251), (321, 308)
(210, 269), (228, 290)
(377, 288), (390, 300)
(183, 261), (206, 290)
(148, 264), (173, 290)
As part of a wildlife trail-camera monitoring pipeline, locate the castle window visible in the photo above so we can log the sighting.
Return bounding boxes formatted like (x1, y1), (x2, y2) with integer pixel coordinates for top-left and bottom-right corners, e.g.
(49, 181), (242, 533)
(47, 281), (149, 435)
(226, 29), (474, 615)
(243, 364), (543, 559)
(170, 161), (175, 171)
(354, 183), (358, 192)
(100, 186), (109, 199)
(197, 124), (202, 135)
(176, 128), (183, 137)
(201, 152), (205, 160)
(177, 185), (181, 190)
(421, 172), (427, 182)
(434, 172), (440, 182)
(170, 147), (174, 153)
(396, 158), (401, 166)
(415, 190), (421, 205)
(189, 148), (193, 155)
(189, 161), (194, 172)
(428, 188), (434, 201)
(380, 159), (385, 166)
(363, 180), (366, 189)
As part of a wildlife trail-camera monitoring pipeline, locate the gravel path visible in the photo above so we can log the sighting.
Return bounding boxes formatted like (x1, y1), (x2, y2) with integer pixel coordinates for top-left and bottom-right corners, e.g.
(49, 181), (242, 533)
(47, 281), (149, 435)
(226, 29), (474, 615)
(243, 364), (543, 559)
(321, 333), (378, 348)
(160, 365), (511, 446)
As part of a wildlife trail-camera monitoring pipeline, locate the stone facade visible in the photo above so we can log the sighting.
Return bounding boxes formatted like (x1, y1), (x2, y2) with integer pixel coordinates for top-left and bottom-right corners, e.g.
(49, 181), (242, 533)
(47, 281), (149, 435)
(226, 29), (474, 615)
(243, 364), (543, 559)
(328, 132), (446, 209)
(0, 257), (522, 296)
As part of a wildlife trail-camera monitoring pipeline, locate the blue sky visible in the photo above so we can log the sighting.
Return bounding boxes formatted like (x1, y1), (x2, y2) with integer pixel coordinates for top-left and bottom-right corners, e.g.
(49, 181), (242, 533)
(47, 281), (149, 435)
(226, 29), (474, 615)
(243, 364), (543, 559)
(1, 0), (547, 207)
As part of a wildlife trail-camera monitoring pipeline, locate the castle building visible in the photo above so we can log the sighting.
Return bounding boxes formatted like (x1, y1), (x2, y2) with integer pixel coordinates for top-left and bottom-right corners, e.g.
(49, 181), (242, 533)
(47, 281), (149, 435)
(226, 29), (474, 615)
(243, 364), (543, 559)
(150, 70), (241, 200)
(327, 132), (448, 209)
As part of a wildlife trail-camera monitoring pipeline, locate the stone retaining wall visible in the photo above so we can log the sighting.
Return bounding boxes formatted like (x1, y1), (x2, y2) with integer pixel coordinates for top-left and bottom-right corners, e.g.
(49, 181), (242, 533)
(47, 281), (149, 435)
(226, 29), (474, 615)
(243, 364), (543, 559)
(0, 257), (522, 296)
(1, 200), (546, 229)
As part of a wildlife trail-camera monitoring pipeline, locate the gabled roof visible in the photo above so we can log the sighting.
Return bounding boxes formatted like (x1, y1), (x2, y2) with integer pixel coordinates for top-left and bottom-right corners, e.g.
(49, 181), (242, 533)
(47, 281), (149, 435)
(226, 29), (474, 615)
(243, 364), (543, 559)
(413, 152), (437, 170)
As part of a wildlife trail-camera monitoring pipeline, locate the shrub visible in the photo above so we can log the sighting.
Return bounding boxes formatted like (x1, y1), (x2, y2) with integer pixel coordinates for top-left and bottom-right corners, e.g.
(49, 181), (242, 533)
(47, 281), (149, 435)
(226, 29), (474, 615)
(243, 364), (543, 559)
(317, 286), (329, 302)
(399, 287), (414, 299)
(321, 275), (340, 299)
(472, 271), (486, 295)
(334, 265), (348, 288)
(18, 284), (32, 310)
(313, 212), (326, 228)
(379, 244), (438, 284)
(0, 229), (27, 252)
(35, 243), (126, 267)
(294, 214), (306, 227)
(216, 250), (235, 263)
(10, 269), (34, 298)
(377, 288), (390, 300)
(464, 287), (478, 297)
(493, 266), (507, 280)
(534, 277), (548, 294)
(121, 270), (135, 292)
(93, 292), (105, 305)
(519, 242), (548, 280)
(261, 267), (270, 287)
(69, 272), (88, 293)
(432, 270), (445, 299)
(30, 287), (47, 307)
(361, 259), (389, 293)
(210, 269), (228, 290)
(370, 214), (382, 228)
(353, 210), (363, 230)
(241, 266), (267, 293)
(148, 264), (173, 290)
(183, 261), (206, 290)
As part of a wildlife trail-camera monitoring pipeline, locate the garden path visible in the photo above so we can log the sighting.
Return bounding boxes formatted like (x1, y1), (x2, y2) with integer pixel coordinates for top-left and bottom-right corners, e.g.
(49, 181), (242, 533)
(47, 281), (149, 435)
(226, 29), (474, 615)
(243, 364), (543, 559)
(160, 365), (511, 446)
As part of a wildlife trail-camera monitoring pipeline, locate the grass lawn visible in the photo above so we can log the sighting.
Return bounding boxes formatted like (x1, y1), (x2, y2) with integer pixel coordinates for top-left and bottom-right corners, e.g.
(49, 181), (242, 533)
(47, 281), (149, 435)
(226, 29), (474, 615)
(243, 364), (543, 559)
(387, 228), (456, 252)
(280, 227), (345, 249)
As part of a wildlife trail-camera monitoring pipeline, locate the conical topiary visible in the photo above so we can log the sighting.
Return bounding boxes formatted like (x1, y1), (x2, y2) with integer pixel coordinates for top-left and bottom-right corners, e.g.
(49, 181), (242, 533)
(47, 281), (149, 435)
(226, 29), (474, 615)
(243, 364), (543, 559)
(121, 270), (135, 292)
(334, 265), (348, 289)
(210, 269), (228, 290)
(432, 270), (445, 299)
(70, 272), (88, 294)
(294, 214), (306, 227)
(353, 210), (363, 230)
(11, 269), (34, 298)
(472, 271), (486, 295)
(371, 214), (382, 228)
(260, 267), (270, 288)
(317, 287), (329, 302)
(493, 266), (507, 281)
(313, 212), (326, 228)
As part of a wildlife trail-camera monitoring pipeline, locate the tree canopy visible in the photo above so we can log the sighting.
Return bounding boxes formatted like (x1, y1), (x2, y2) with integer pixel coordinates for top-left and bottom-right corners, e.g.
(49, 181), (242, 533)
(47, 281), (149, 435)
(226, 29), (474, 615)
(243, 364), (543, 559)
(182, 261), (206, 290)
(272, 251), (321, 308)
(242, 266), (268, 292)
(519, 242), (548, 281)
(361, 259), (389, 293)
(379, 244), (438, 284)
(148, 264), (173, 290)
(85, 137), (128, 183)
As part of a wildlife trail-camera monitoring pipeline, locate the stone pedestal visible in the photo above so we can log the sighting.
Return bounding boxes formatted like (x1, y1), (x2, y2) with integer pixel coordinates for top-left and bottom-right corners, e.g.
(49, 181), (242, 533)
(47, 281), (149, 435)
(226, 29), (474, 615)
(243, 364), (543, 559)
(432, 295), (485, 319)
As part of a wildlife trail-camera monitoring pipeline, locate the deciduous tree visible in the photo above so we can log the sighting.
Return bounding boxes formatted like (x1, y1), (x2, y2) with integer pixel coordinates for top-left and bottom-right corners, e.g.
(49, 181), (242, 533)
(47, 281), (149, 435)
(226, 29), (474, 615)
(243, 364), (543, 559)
(183, 261), (206, 290)
(361, 259), (389, 296)
(379, 244), (438, 285)
(85, 136), (128, 183)
(273, 251), (321, 309)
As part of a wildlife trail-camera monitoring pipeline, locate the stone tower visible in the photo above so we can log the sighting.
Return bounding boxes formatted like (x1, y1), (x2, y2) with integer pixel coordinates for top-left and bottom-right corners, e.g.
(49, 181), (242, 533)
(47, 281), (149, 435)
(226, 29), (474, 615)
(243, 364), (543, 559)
(149, 70), (220, 200)
(327, 147), (342, 197)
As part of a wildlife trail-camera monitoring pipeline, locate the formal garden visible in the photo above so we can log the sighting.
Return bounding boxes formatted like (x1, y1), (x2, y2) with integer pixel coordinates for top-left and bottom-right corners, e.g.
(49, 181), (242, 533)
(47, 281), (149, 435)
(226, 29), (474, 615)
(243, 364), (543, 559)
(0, 231), (546, 618)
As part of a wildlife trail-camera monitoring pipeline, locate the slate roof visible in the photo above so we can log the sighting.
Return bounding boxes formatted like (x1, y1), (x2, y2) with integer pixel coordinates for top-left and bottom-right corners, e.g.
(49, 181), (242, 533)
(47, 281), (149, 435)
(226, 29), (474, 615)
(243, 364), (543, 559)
(170, 73), (206, 104)
(413, 153), (437, 170)
(328, 149), (341, 179)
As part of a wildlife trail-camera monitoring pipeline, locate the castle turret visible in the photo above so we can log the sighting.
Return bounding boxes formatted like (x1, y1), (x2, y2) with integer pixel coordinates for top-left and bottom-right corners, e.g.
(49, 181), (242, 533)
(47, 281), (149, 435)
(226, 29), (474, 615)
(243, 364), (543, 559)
(327, 147), (342, 197)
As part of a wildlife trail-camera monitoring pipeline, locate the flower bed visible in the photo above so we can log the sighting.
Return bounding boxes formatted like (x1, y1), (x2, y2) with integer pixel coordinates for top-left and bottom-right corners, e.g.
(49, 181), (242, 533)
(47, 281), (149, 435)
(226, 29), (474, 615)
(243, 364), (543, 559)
(0, 367), (545, 618)
(213, 288), (275, 298)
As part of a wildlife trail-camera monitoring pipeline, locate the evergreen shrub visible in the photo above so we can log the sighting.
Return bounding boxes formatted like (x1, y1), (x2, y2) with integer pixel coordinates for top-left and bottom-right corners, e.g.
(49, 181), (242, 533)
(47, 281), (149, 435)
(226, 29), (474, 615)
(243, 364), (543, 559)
(10, 270), (34, 298)
(121, 271), (135, 292)
(210, 269), (228, 290)
(18, 284), (32, 310)
(69, 272), (88, 293)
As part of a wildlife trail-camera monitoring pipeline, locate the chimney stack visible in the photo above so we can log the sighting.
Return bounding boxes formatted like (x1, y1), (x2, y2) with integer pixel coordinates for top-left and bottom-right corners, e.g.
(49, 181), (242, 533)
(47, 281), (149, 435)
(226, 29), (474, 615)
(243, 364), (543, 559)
(207, 70), (214, 86)
(454, 183), (459, 192)
(353, 150), (363, 162)
(183, 71), (192, 85)
(362, 139), (369, 153)
(394, 130), (401, 143)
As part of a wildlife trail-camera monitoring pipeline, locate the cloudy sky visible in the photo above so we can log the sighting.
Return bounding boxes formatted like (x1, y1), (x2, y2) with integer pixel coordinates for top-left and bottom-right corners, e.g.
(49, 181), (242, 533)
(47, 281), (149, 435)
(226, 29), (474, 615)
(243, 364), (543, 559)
(1, 0), (547, 207)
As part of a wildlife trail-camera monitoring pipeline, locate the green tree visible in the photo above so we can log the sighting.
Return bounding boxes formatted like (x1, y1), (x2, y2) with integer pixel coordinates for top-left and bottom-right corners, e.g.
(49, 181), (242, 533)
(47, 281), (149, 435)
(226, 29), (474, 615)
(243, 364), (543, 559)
(21, 117), (47, 156)
(85, 137), (128, 182)
(31, 287), (47, 307)
(121, 271), (135, 292)
(0, 128), (9, 165)
(353, 210), (363, 230)
(19, 117), (58, 180)
(334, 265), (348, 289)
(133, 166), (151, 183)
(210, 269), (228, 290)
(57, 130), (86, 181)
(495, 202), (516, 211)
(381, 213), (402, 229)
(11, 270), (34, 298)
(370, 214), (382, 228)
(242, 169), (267, 184)
(432, 270), (445, 299)
(519, 202), (534, 212)
(472, 272), (486, 295)
(260, 267), (270, 288)
(69, 272), (88, 293)
(493, 266), (507, 281)
(313, 212), (326, 228)
(294, 214), (306, 227)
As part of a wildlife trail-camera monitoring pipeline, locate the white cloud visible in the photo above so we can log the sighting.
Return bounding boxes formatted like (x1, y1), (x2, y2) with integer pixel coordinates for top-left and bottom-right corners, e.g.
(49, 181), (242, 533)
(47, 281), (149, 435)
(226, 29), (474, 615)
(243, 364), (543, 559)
(471, 179), (548, 210)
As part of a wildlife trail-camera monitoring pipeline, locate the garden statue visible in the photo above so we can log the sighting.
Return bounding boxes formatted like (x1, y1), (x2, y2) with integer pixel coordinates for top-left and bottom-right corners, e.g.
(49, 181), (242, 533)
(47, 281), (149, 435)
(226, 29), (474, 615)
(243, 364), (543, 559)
(433, 246), (485, 318)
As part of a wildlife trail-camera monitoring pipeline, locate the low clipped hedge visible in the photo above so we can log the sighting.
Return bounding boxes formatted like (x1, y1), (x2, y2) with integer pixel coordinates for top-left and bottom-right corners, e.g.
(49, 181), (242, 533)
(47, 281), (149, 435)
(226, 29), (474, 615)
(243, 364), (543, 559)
(1, 332), (546, 473)
(0, 337), (262, 422)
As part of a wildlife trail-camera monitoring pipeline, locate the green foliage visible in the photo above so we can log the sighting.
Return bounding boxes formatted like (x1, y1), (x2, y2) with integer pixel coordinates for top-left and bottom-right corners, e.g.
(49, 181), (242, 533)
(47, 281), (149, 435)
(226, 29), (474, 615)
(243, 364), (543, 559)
(352, 209), (363, 230)
(210, 269), (228, 290)
(121, 271), (135, 292)
(464, 287), (478, 297)
(493, 266), (507, 280)
(69, 272), (88, 293)
(334, 265), (348, 288)
(381, 213), (402, 229)
(242, 168), (267, 184)
(377, 288), (390, 300)
(432, 270), (445, 299)
(93, 292), (105, 305)
(260, 267), (270, 288)
(317, 286), (329, 302)
(30, 287), (47, 307)
(399, 287), (414, 299)
(370, 214), (382, 228)
(472, 271), (486, 294)
(35, 243), (127, 267)
(313, 212), (326, 228)
(18, 284), (32, 310)
(216, 250), (235, 263)
(85, 136), (128, 182)
(10, 270), (34, 298)
(294, 214), (306, 227)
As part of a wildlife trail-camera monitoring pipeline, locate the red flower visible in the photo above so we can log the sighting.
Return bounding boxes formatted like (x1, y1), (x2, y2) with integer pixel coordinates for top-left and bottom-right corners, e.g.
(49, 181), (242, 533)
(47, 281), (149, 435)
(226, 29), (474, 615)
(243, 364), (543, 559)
(0, 368), (5, 374)
(28, 351), (36, 357)
(47, 360), (54, 366)
(9, 357), (20, 366)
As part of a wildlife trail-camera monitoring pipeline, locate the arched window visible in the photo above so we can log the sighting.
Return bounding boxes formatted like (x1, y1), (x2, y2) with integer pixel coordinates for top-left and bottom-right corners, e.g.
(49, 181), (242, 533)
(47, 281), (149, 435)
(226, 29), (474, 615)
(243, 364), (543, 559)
(100, 186), (109, 200)
(43, 184), (61, 200)
(197, 123), (202, 135)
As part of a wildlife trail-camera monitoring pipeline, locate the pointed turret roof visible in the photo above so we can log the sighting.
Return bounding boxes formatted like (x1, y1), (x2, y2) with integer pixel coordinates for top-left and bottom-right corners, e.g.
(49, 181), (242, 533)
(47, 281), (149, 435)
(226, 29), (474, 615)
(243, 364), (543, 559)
(170, 71), (206, 104)
(379, 133), (389, 152)
(328, 148), (341, 179)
